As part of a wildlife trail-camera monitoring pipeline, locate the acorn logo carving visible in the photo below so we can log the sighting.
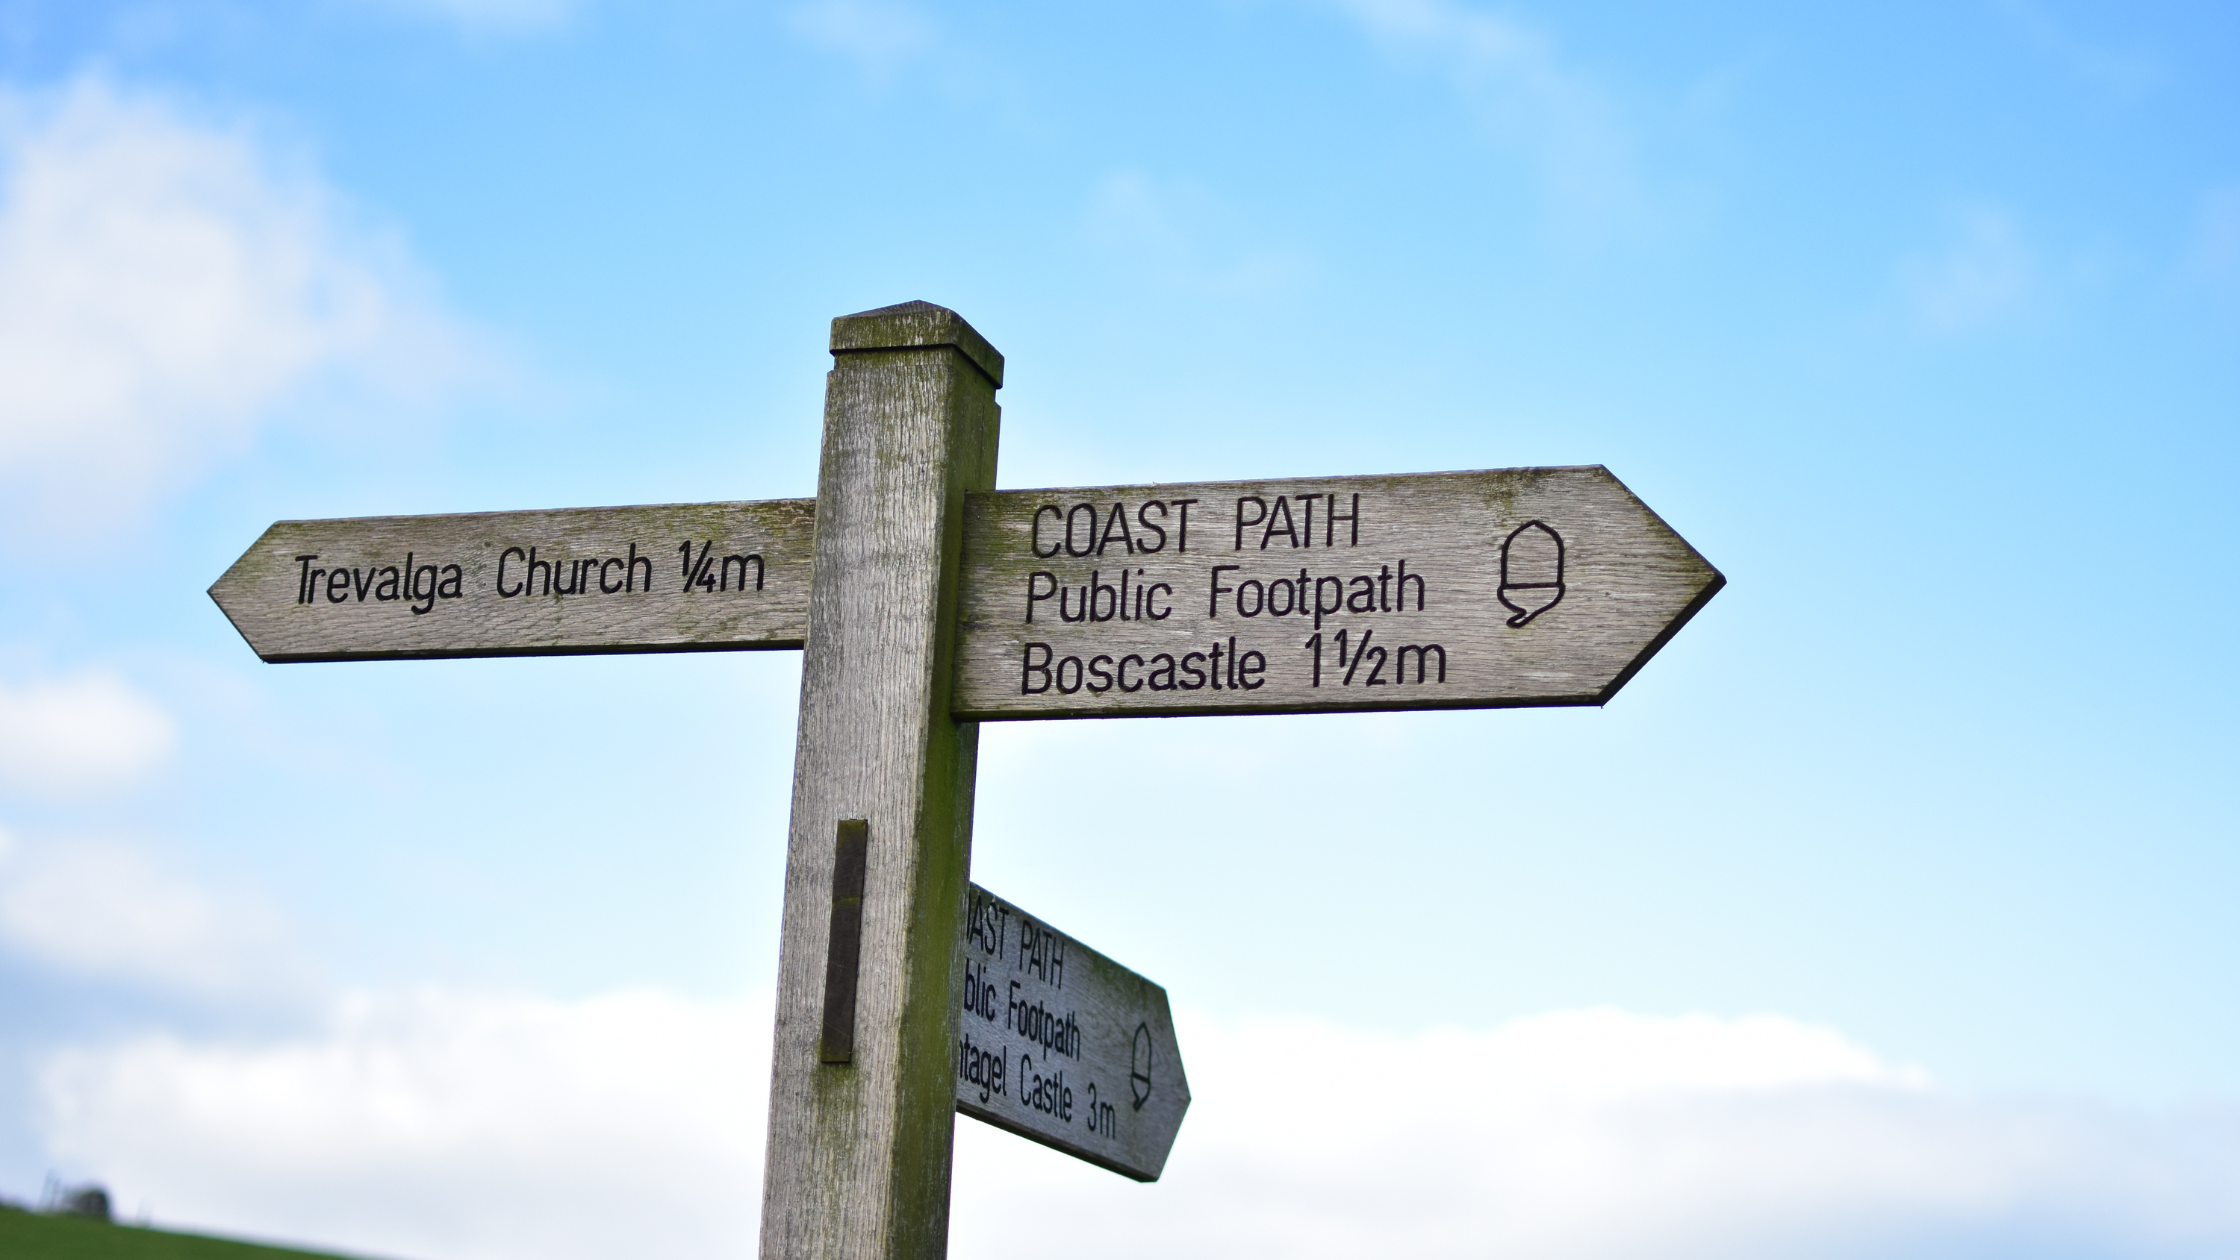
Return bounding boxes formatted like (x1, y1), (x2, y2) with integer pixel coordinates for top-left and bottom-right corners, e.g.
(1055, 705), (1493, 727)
(1497, 520), (1566, 627)
(1130, 1022), (1154, 1110)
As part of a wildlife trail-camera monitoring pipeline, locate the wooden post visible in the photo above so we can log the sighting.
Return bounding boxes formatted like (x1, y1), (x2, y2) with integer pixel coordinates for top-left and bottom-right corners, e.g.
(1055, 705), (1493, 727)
(760, 302), (1002, 1260)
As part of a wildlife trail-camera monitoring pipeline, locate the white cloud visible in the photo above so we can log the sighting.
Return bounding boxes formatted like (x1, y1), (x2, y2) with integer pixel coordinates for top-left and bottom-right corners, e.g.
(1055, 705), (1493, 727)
(35, 999), (2240, 1260)
(2190, 184), (2240, 294)
(953, 1009), (2240, 1259)
(1327, 0), (1637, 230)
(40, 987), (768, 1260)
(0, 79), (481, 533)
(787, 0), (938, 75)
(1994, 0), (2161, 98)
(361, 0), (577, 32)
(1901, 207), (2035, 335)
(0, 835), (299, 998)
(1085, 171), (1308, 298)
(0, 670), (175, 797)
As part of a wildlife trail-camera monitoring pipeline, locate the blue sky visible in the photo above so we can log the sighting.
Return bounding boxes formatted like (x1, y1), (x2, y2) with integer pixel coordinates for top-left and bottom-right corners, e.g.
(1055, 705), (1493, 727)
(0, 1), (2235, 1257)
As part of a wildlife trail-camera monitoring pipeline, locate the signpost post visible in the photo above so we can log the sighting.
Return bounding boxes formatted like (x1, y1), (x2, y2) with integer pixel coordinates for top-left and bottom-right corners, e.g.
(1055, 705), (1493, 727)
(209, 301), (1722, 1260)
(757, 302), (1000, 1259)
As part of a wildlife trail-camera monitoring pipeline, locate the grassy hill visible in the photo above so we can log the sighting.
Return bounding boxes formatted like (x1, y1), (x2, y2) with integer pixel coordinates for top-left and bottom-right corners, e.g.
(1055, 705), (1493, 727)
(0, 1205), (379, 1260)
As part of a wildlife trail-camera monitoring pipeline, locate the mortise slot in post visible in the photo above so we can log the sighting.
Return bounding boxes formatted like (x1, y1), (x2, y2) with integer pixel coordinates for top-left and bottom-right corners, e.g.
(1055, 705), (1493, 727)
(819, 819), (869, 1064)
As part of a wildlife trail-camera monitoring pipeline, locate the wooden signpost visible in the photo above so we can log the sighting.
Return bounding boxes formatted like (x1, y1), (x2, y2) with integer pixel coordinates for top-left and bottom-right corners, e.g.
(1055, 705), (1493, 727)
(210, 301), (1722, 1259)
(955, 884), (1188, 1182)
(209, 499), (815, 661)
(954, 469), (1719, 719)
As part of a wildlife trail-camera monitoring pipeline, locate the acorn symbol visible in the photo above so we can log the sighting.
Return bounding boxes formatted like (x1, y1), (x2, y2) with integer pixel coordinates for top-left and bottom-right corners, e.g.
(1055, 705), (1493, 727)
(1130, 1022), (1154, 1111)
(1498, 520), (1565, 627)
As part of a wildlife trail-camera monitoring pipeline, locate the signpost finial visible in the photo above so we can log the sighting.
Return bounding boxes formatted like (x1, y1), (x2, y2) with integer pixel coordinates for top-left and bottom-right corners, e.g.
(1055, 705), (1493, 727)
(832, 300), (1005, 388)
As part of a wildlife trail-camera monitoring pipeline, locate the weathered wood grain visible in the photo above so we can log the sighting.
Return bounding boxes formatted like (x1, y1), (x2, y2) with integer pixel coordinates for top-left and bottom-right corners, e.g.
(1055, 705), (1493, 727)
(951, 466), (1722, 719)
(208, 499), (814, 662)
(759, 302), (1002, 1260)
(953, 884), (1189, 1182)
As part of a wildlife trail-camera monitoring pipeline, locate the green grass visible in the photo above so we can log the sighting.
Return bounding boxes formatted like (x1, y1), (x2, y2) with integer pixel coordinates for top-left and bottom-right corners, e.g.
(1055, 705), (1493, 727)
(0, 1206), (379, 1260)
